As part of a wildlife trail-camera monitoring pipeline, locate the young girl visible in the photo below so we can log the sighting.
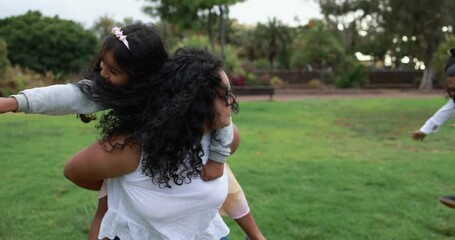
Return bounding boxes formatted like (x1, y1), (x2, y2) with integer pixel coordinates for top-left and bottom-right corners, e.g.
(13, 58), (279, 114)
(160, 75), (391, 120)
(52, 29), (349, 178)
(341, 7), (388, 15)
(0, 23), (265, 239)
(410, 48), (455, 208)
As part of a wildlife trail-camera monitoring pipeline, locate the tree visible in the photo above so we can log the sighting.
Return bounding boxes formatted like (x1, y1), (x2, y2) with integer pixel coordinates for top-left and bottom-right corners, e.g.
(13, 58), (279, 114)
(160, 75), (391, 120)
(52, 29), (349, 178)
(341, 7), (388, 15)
(228, 24), (262, 61)
(91, 15), (115, 39)
(291, 21), (344, 69)
(317, 0), (388, 63)
(381, 0), (455, 89)
(256, 17), (293, 69)
(91, 16), (135, 41)
(291, 21), (345, 84)
(316, 0), (455, 90)
(0, 11), (98, 77)
(142, 0), (244, 58)
(173, 35), (244, 77)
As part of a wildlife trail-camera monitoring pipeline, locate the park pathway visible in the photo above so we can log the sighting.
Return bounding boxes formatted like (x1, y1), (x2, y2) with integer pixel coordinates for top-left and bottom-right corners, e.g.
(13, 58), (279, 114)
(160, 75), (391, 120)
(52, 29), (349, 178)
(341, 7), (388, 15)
(237, 88), (445, 102)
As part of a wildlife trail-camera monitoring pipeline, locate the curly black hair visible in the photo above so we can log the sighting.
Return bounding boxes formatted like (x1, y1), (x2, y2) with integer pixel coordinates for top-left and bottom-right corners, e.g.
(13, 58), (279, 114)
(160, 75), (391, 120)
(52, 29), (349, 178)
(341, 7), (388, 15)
(141, 47), (234, 187)
(446, 48), (455, 77)
(99, 47), (233, 187)
(76, 22), (169, 132)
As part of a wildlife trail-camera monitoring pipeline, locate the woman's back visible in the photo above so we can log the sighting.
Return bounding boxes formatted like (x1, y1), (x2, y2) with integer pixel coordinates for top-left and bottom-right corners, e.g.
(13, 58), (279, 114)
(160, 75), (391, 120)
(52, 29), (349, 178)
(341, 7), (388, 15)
(99, 134), (229, 240)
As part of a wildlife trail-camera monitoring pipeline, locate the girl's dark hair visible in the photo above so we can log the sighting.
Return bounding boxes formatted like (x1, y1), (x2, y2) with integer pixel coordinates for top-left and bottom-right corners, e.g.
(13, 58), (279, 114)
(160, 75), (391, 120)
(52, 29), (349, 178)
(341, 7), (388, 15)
(446, 48), (455, 77)
(100, 47), (229, 187)
(77, 22), (169, 127)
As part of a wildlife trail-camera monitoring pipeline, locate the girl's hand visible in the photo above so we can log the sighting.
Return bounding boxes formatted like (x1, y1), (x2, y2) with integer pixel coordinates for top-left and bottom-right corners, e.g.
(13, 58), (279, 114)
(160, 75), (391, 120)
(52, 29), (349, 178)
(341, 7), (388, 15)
(410, 130), (426, 141)
(0, 97), (18, 113)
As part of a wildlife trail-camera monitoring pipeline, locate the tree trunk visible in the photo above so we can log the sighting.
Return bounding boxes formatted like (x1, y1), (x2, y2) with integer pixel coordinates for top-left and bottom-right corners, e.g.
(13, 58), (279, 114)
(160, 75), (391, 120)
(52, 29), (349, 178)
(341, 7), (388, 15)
(162, 21), (167, 41)
(420, 32), (436, 90)
(219, 5), (225, 60)
(419, 59), (434, 90)
(269, 38), (276, 70)
(207, 9), (215, 53)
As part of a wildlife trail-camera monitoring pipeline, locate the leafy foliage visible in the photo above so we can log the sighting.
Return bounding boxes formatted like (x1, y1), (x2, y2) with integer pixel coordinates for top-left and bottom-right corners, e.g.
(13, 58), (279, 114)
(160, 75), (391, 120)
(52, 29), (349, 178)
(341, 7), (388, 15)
(255, 17), (293, 69)
(291, 21), (344, 71)
(319, 0), (385, 57)
(318, 0), (455, 89)
(143, 0), (244, 59)
(334, 55), (369, 88)
(0, 11), (99, 78)
(433, 37), (455, 88)
(0, 38), (9, 79)
(228, 19), (295, 70)
(91, 15), (116, 40)
(174, 35), (244, 77)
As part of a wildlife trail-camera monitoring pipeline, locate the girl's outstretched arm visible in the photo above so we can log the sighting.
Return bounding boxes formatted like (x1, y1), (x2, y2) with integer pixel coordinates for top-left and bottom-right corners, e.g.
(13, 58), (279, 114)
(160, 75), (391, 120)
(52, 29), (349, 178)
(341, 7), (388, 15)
(10, 81), (104, 115)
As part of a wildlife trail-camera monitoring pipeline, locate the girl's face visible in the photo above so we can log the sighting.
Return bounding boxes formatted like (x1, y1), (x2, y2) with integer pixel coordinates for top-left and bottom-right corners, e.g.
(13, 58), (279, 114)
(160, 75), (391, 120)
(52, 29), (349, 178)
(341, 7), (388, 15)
(100, 50), (129, 86)
(212, 70), (236, 130)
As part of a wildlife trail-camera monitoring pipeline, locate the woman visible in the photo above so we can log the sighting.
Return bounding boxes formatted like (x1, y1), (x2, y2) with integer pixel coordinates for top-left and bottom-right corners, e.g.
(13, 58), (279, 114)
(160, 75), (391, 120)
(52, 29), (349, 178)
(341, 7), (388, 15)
(64, 47), (239, 239)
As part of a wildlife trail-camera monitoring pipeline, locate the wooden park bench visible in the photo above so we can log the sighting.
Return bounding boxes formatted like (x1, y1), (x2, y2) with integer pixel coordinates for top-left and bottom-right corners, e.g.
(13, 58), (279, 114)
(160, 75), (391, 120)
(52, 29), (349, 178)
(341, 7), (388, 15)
(231, 86), (275, 100)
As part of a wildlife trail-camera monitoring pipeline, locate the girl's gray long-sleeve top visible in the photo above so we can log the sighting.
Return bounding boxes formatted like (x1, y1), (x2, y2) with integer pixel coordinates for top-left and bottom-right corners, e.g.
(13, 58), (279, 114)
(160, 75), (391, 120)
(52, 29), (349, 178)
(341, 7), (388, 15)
(11, 81), (232, 163)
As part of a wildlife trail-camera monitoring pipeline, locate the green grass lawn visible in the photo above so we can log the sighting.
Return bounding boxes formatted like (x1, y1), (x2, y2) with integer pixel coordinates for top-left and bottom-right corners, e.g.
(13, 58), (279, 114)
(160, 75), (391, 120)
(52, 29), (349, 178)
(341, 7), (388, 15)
(2, 97), (455, 239)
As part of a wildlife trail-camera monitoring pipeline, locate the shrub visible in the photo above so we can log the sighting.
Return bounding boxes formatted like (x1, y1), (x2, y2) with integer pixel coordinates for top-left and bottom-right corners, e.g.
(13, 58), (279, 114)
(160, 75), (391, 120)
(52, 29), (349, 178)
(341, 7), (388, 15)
(334, 56), (369, 88)
(0, 65), (56, 97)
(0, 11), (98, 78)
(270, 76), (285, 88)
(175, 35), (244, 79)
(308, 79), (322, 89)
(254, 58), (270, 70)
(244, 72), (259, 86)
(230, 75), (244, 86)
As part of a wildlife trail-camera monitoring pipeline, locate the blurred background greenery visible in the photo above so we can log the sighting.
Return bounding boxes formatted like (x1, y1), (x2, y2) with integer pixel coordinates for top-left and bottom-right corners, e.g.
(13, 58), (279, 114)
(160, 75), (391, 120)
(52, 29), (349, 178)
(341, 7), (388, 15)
(1, 0), (455, 96)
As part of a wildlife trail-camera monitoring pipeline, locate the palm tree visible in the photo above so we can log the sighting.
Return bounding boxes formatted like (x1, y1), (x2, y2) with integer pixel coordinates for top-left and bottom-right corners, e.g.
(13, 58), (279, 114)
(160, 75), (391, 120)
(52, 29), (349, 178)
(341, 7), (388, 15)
(256, 17), (291, 69)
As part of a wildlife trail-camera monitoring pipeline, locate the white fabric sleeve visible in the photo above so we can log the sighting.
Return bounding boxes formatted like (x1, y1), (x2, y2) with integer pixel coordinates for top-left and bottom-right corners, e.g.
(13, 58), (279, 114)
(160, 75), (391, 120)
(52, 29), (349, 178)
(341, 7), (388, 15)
(208, 121), (233, 163)
(10, 80), (104, 115)
(420, 99), (455, 134)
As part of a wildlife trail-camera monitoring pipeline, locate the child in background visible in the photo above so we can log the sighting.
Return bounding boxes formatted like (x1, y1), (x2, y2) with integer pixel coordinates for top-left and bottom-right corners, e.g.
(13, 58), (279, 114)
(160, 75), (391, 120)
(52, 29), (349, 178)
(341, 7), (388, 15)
(410, 48), (455, 209)
(0, 23), (265, 239)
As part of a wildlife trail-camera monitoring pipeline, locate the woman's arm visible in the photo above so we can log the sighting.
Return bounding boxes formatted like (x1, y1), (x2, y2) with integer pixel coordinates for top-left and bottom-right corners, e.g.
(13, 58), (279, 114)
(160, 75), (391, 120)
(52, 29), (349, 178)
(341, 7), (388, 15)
(64, 137), (141, 183)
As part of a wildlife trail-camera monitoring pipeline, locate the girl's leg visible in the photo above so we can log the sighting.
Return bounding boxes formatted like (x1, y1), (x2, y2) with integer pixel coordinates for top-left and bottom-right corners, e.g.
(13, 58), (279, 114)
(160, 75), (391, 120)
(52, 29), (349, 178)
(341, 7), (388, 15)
(88, 196), (107, 240)
(220, 165), (265, 240)
(234, 212), (265, 240)
(88, 180), (108, 240)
